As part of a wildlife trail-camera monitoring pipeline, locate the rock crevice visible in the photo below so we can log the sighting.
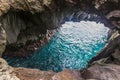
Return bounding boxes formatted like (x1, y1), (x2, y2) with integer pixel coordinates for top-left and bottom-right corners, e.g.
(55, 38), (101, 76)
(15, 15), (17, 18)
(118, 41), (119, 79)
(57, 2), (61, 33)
(0, 0), (120, 80)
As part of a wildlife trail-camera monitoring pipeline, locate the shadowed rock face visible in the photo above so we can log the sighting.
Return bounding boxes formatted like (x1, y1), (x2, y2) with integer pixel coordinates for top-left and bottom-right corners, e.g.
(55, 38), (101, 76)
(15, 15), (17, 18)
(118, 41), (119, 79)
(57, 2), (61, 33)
(0, 0), (119, 57)
(0, 25), (6, 57)
(2, 12), (56, 56)
(0, 0), (120, 80)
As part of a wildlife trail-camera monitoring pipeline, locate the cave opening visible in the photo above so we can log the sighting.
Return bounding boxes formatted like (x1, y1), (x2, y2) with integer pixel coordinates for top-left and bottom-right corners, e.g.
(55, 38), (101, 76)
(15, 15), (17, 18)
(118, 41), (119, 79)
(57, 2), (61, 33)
(0, 0), (120, 80)
(3, 19), (109, 72)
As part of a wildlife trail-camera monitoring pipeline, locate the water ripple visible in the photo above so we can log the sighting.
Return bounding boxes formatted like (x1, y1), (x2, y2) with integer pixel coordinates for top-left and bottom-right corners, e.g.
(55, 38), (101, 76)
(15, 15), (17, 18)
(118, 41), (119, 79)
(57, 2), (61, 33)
(4, 21), (109, 72)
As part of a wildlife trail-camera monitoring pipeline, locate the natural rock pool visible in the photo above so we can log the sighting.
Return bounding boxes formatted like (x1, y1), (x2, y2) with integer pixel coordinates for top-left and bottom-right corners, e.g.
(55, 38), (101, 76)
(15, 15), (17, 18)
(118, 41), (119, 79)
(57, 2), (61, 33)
(4, 21), (109, 72)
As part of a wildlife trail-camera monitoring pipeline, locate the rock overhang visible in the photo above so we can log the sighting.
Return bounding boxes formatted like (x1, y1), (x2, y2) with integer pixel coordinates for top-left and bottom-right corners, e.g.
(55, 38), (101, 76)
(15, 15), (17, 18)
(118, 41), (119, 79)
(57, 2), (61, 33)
(0, 0), (119, 59)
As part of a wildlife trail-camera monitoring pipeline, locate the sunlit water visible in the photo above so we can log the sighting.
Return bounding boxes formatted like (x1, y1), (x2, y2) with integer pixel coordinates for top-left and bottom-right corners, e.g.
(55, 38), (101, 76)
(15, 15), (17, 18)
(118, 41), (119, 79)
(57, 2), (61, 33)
(4, 21), (109, 72)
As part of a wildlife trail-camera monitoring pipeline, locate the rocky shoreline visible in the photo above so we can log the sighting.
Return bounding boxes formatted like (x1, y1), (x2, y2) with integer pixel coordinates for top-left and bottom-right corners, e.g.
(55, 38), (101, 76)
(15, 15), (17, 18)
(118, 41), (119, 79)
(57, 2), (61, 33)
(1, 57), (120, 80)
(0, 0), (120, 80)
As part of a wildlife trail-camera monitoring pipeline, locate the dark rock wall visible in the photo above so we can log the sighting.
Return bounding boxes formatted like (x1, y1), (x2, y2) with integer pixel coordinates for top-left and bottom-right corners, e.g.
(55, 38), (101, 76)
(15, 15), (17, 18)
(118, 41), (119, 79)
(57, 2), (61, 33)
(0, 0), (120, 66)
(0, 0), (120, 58)
(0, 0), (120, 80)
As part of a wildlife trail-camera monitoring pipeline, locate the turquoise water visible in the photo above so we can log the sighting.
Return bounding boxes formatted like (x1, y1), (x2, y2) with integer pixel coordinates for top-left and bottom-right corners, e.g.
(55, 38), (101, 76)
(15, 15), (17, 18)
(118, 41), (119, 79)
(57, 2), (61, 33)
(4, 21), (109, 72)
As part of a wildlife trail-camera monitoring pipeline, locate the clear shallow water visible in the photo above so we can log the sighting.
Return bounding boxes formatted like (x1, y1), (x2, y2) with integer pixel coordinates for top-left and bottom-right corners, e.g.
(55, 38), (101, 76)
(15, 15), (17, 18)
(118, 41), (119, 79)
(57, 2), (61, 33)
(4, 21), (109, 72)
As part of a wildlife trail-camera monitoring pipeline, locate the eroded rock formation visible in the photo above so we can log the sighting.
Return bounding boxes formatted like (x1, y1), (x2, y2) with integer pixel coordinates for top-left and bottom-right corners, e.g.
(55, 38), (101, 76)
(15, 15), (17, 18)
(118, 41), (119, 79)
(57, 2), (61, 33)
(0, 58), (20, 80)
(0, 0), (120, 80)
(82, 64), (120, 80)
(0, 24), (6, 57)
(1, 57), (120, 80)
(0, 0), (119, 57)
